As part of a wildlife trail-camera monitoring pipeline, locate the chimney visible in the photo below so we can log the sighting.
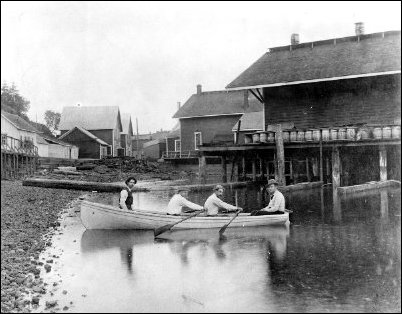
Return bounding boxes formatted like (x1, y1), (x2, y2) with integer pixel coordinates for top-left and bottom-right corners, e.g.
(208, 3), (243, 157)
(291, 33), (300, 45)
(243, 90), (249, 110)
(197, 84), (202, 95)
(355, 22), (364, 36)
(177, 101), (181, 110)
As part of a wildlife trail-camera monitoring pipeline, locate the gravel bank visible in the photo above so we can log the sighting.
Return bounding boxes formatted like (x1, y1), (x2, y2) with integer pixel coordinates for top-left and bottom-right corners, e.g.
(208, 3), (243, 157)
(1, 181), (83, 313)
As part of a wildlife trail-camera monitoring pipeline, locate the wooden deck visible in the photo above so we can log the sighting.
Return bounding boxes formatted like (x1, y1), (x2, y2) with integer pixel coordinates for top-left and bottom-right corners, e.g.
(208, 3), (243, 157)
(1, 134), (39, 179)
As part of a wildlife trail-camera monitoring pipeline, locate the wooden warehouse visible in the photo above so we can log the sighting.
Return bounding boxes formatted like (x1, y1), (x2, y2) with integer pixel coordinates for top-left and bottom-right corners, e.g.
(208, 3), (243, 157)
(198, 29), (401, 190)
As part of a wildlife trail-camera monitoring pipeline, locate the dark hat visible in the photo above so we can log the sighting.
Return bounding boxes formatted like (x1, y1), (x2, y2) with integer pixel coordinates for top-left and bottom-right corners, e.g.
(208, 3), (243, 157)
(267, 179), (279, 187)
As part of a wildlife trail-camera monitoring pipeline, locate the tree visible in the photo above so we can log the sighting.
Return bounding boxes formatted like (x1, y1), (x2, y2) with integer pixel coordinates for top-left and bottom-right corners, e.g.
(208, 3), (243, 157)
(44, 110), (61, 134)
(1, 82), (30, 119)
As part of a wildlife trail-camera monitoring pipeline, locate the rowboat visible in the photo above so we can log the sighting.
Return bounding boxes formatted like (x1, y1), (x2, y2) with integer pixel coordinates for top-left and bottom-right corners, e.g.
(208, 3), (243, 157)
(80, 200), (290, 230)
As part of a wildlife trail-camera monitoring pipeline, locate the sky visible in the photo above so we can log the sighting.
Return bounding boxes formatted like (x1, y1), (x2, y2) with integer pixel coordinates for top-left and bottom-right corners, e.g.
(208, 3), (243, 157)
(1, 1), (401, 133)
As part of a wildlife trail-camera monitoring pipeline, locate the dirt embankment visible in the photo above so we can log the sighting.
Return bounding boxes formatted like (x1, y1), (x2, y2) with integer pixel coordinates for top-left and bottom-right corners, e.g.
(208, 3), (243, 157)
(1, 181), (83, 313)
(36, 157), (198, 183)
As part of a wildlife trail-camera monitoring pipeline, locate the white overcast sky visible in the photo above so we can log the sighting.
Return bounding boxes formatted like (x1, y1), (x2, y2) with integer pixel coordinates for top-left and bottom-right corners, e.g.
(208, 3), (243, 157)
(1, 1), (401, 133)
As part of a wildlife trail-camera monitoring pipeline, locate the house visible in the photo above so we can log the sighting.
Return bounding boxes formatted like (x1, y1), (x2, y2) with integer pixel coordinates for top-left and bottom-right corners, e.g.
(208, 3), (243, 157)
(132, 130), (170, 158)
(172, 85), (261, 156)
(142, 139), (167, 160)
(164, 123), (181, 158)
(37, 135), (79, 159)
(1, 110), (39, 151)
(59, 126), (110, 159)
(120, 115), (134, 157)
(198, 26), (400, 186)
(59, 106), (123, 157)
(231, 111), (264, 143)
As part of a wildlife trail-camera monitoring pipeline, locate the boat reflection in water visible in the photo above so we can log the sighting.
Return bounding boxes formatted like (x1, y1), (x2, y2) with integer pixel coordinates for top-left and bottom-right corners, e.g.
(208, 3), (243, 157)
(81, 230), (155, 275)
(80, 225), (290, 272)
(156, 225), (290, 265)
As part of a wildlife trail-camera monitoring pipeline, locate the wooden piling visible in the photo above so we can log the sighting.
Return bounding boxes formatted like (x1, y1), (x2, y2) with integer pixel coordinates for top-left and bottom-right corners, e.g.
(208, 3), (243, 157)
(332, 146), (341, 190)
(275, 125), (286, 186)
(199, 155), (207, 184)
(306, 157), (311, 182)
(242, 156), (246, 181)
(379, 145), (387, 182)
(319, 132), (324, 182)
(221, 156), (227, 183)
(252, 157), (257, 181)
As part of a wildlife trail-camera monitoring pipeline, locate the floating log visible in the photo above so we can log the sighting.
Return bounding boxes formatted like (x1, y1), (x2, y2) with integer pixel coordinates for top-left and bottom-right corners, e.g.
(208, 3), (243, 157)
(22, 178), (149, 192)
(337, 180), (401, 194)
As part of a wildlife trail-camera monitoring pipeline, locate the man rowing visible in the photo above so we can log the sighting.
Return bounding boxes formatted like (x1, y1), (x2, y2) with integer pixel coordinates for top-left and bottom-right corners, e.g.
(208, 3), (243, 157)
(119, 176), (137, 210)
(167, 187), (204, 216)
(204, 185), (243, 216)
(251, 179), (285, 215)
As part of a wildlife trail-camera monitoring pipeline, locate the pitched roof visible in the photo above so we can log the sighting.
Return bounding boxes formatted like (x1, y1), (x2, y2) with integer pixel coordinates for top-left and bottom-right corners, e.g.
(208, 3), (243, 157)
(1, 111), (39, 133)
(59, 126), (109, 146)
(227, 30), (401, 90)
(232, 111), (264, 132)
(173, 90), (262, 119)
(41, 134), (76, 147)
(121, 115), (133, 135)
(59, 106), (122, 131)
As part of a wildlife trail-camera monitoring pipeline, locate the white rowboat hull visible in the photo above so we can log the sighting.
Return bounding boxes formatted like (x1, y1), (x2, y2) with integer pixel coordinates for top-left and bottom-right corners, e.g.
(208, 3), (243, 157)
(80, 200), (290, 230)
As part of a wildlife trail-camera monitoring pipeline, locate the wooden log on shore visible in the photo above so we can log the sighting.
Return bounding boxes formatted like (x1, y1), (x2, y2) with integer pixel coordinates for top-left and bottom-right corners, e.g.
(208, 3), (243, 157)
(53, 169), (82, 176)
(22, 178), (150, 192)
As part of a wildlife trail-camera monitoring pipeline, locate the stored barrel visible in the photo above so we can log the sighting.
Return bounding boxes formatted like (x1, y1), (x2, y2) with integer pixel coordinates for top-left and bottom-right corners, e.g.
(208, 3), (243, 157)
(297, 131), (305, 142)
(391, 126), (400, 139)
(373, 127), (382, 139)
(322, 129), (330, 141)
(338, 128), (346, 140)
(259, 132), (268, 143)
(382, 127), (391, 139)
(330, 129), (338, 140)
(305, 130), (313, 141)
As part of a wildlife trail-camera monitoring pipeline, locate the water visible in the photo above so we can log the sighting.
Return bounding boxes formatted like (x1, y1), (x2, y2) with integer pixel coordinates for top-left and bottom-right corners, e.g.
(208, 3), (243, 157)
(35, 186), (401, 313)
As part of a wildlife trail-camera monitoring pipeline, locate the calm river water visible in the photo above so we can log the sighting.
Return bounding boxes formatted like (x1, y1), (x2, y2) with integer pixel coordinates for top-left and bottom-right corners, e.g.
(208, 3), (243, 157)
(34, 185), (400, 313)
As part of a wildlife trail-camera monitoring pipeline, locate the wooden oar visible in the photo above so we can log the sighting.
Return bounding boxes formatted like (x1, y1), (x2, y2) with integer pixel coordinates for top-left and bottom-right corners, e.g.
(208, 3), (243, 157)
(154, 210), (204, 237)
(219, 191), (240, 237)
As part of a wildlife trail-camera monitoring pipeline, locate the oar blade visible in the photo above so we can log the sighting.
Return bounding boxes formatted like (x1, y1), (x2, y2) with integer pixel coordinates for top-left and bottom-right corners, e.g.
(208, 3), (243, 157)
(154, 224), (174, 237)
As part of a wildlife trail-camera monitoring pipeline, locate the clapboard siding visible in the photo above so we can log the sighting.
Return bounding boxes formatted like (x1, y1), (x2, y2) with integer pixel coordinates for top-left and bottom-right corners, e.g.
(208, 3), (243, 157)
(180, 115), (241, 152)
(263, 74), (401, 129)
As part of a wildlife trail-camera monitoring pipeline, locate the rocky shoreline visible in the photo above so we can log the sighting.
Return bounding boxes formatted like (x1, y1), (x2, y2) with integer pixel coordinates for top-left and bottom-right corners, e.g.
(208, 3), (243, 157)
(1, 181), (84, 313)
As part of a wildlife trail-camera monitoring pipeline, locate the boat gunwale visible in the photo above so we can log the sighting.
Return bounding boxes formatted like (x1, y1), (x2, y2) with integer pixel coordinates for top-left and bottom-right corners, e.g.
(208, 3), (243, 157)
(81, 200), (289, 223)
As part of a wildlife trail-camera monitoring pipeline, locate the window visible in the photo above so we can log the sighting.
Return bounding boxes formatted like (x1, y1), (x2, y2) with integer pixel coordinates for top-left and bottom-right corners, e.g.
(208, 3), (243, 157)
(1, 134), (7, 145)
(194, 132), (202, 150)
(174, 140), (181, 152)
(106, 146), (112, 156)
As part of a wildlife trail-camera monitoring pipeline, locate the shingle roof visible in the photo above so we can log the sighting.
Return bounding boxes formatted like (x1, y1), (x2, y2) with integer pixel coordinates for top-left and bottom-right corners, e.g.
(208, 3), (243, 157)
(121, 115), (133, 135)
(41, 134), (76, 147)
(232, 111), (264, 132)
(173, 90), (262, 119)
(227, 31), (401, 90)
(59, 126), (109, 146)
(59, 106), (122, 131)
(1, 111), (39, 133)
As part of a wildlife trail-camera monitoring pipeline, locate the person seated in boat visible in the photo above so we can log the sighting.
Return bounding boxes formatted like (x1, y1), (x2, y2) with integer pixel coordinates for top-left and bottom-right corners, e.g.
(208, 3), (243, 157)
(204, 185), (243, 216)
(119, 177), (137, 210)
(251, 179), (285, 216)
(167, 187), (204, 216)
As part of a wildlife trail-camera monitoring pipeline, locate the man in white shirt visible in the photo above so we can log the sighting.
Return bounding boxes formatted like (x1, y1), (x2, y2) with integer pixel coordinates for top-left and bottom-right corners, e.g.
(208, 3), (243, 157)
(204, 185), (243, 216)
(251, 179), (285, 215)
(167, 187), (204, 215)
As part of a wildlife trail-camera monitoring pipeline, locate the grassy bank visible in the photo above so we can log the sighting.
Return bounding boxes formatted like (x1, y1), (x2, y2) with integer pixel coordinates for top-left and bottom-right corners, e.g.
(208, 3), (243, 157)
(1, 181), (83, 313)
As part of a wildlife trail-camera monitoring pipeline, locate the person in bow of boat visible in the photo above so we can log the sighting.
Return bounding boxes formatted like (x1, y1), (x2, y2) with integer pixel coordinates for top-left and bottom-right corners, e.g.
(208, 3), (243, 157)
(167, 187), (204, 216)
(119, 177), (137, 210)
(204, 184), (243, 216)
(251, 179), (285, 216)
